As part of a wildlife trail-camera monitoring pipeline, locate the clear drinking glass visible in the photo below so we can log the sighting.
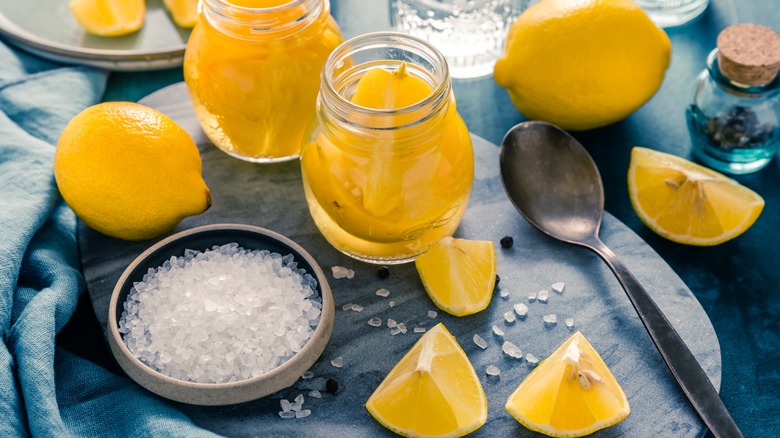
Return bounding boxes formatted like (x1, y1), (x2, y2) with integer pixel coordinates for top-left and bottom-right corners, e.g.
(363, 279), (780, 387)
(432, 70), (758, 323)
(635, 0), (709, 28)
(389, 0), (528, 79)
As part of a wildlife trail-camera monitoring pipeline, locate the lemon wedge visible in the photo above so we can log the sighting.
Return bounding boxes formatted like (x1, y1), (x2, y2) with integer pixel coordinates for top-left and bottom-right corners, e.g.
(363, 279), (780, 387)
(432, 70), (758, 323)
(415, 237), (496, 316)
(506, 331), (630, 437)
(69, 0), (145, 37)
(366, 323), (487, 437)
(163, 0), (199, 28)
(628, 147), (764, 246)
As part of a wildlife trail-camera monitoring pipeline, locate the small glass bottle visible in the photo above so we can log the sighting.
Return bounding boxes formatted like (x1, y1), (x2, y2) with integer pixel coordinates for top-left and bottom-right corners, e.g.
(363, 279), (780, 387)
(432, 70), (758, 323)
(184, 0), (343, 163)
(300, 33), (474, 264)
(687, 24), (780, 174)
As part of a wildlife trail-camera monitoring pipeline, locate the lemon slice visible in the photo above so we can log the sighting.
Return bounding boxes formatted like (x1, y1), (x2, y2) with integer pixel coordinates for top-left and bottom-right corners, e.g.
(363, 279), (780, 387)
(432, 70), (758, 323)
(415, 237), (496, 316)
(163, 0), (199, 28)
(366, 323), (487, 438)
(69, 0), (145, 37)
(506, 332), (630, 437)
(628, 147), (764, 246)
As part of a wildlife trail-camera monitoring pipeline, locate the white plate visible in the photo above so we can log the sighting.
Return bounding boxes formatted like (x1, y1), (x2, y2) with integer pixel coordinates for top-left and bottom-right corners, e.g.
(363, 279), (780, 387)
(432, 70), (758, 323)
(0, 0), (191, 71)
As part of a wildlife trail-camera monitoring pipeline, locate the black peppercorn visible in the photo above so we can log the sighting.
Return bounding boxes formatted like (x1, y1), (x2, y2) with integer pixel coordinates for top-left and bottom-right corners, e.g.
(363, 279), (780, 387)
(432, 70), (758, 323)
(500, 236), (514, 249)
(494, 274), (500, 288)
(325, 378), (339, 393)
(377, 266), (390, 279)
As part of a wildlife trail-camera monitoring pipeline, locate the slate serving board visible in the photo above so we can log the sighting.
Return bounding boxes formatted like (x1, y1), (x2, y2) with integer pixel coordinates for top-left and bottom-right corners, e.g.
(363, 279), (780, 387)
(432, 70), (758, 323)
(80, 82), (719, 437)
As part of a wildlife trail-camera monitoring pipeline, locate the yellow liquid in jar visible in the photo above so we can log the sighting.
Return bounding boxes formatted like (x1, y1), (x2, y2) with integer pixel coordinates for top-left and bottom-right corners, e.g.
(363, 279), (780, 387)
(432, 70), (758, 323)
(184, 2), (343, 162)
(301, 63), (474, 263)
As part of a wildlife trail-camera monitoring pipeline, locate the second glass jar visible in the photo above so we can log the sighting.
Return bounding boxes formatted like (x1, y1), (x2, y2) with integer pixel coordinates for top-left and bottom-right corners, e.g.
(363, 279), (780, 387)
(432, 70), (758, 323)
(184, 0), (343, 163)
(301, 33), (475, 264)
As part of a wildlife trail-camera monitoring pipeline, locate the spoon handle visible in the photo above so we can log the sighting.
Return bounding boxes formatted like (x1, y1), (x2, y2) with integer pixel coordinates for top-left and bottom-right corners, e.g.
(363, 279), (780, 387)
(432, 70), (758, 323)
(588, 238), (743, 438)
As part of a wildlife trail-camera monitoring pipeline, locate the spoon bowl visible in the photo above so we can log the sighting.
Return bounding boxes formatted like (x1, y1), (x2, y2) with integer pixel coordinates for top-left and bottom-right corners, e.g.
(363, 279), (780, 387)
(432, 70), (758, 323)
(499, 121), (742, 438)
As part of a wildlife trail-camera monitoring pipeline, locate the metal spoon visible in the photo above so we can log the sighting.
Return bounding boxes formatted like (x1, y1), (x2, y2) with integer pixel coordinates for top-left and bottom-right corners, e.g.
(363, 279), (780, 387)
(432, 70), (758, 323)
(499, 121), (743, 438)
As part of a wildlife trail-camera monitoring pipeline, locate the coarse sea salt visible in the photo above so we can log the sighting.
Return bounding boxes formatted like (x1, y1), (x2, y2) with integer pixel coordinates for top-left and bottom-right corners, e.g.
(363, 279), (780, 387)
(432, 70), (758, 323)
(486, 365), (501, 376)
(491, 325), (505, 337)
(502, 341), (523, 359)
(537, 289), (549, 303)
(375, 288), (390, 298)
(552, 282), (565, 293)
(513, 303), (528, 318)
(119, 243), (321, 384)
(473, 334), (488, 349)
(367, 317), (382, 327)
(331, 266), (354, 279)
(543, 314), (558, 325)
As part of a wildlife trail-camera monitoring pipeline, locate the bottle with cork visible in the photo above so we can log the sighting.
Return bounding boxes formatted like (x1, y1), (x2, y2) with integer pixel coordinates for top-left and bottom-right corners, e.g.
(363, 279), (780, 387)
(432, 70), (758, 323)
(687, 24), (780, 174)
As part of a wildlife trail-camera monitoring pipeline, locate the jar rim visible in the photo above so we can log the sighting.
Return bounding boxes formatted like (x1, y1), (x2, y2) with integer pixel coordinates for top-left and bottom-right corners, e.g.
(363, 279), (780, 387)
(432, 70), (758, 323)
(707, 48), (780, 94)
(202, 0), (326, 38)
(204, 0), (318, 13)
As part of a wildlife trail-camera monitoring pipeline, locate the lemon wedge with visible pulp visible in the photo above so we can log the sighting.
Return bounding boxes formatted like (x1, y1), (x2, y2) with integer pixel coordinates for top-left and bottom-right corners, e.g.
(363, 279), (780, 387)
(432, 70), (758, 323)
(163, 0), (199, 28)
(69, 0), (145, 37)
(366, 323), (487, 438)
(628, 147), (764, 246)
(415, 237), (496, 317)
(506, 331), (630, 437)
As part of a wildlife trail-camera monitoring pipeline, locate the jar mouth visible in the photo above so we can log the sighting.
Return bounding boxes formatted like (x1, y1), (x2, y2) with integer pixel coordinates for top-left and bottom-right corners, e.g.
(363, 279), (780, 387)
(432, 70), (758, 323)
(203, 0), (324, 38)
(320, 32), (452, 130)
(707, 48), (780, 94)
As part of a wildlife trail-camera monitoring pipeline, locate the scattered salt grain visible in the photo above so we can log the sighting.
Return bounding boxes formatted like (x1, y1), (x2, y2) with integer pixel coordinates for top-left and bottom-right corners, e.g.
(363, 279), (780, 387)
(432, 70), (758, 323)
(367, 317), (382, 327)
(486, 365), (501, 376)
(500, 289), (509, 299)
(492, 325), (505, 337)
(387, 318), (397, 328)
(502, 341), (523, 359)
(427, 310), (438, 318)
(504, 310), (516, 323)
(119, 244), (322, 384)
(473, 334), (488, 349)
(397, 323), (408, 334)
(526, 353), (539, 365)
(537, 289), (549, 303)
(389, 300), (396, 308)
(543, 314), (557, 325)
(528, 291), (537, 302)
(565, 318), (575, 329)
(552, 282), (565, 293)
(342, 303), (355, 311)
(308, 390), (322, 399)
(301, 371), (314, 380)
(330, 356), (344, 368)
(513, 303), (528, 318)
(350, 304), (364, 312)
(281, 399), (292, 412)
(331, 266), (354, 279)
(414, 327), (426, 333)
(279, 411), (295, 419)
(295, 409), (312, 419)
(390, 328), (402, 336)
(290, 402), (301, 412)
(295, 394), (305, 405)
(375, 288), (390, 298)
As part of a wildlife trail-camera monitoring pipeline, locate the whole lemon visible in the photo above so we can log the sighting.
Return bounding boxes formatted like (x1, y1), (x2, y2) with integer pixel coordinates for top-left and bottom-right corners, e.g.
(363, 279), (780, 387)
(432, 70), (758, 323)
(55, 102), (211, 240)
(494, 0), (671, 131)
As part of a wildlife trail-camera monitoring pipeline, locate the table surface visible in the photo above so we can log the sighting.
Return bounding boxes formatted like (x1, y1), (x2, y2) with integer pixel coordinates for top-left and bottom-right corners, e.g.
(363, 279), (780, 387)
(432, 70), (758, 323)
(57, 0), (780, 437)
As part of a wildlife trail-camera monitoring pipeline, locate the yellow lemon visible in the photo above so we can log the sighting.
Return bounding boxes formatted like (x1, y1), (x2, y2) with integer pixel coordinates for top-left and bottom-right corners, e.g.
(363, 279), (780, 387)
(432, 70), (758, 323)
(506, 331), (630, 437)
(628, 147), (764, 246)
(494, 0), (671, 131)
(366, 323), (487, 438)
(163, 0), (199, 28)
(55, 102), (211, 241)
(69, 0), (145, 37)
(415, 237), (496, 316)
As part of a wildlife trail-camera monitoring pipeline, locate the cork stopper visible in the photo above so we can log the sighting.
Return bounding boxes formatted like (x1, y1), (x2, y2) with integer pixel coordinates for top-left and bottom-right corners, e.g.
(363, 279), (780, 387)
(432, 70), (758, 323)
(717, 24), (780, 86)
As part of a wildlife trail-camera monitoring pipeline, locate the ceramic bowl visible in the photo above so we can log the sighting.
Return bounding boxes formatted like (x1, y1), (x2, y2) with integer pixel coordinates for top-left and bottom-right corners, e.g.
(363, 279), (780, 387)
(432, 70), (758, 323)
(106, 223), (334, 405)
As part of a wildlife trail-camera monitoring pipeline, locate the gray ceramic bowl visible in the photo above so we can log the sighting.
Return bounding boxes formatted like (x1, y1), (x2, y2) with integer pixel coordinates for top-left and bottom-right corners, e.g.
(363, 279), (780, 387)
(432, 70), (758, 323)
(106, 223), (334, 405)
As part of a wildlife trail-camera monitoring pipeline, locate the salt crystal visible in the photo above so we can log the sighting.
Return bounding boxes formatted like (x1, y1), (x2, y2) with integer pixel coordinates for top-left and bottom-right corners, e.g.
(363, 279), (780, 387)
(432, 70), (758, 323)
(279, 411), (295, 419)
(290, 402), (301, 412)
(301, 371), (314, 380)
(500, 289), (509, 299)
(375, 288), (390, 298)
(367, 317), (382, 327)
(502, 341), (523, 359)
(565, 318), (575, 329)
(350, 304), (364, 312)
(389, 300), (396, 308)
(280, 399), (292, 412)
(427, 310), (437, 318)
(526, 353), (539, 365)
(552, 282), (565, 293)
(491, 325), (505, 337)
(295, 409), (312, 419)
(504, 310), (516, 323)
(387, 318), (397, 328)
(473, 334), (488, 349)
(295, 394), (305, 405)
(330, 356), (344, 368)
(346, 269), (355, 279)
(390, 328), (402, 336)
(543, 314), (557, 325)
(397, 323), (408, 334)
(528, 292), (537, 302)
(537, 289), (549, 303)
(342, 303), (354, 311)
(308, 390), (322, 398)
(414, 327), (426, 333)
(486, 365), (501, 376)
(513, 303), (528, 318)
(331, 266), (351, 279)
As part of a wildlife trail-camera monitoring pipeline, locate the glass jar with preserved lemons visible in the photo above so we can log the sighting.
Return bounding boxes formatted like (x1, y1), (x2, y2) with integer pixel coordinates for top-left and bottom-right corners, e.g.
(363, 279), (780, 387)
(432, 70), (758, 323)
(301, 33), (474, 264)
(184, 0), (343, 162)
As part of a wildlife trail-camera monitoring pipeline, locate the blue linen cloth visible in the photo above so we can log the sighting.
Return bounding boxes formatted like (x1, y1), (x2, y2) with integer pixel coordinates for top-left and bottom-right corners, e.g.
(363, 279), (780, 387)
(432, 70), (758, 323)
(0, 39), (219, 437)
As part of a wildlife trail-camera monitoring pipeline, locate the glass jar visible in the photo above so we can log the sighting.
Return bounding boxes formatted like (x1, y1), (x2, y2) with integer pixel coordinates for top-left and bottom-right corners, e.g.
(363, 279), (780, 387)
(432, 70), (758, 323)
(301, 33), (474, 264)
(686, 27), (780, 174)
(184, 0), (343, 163)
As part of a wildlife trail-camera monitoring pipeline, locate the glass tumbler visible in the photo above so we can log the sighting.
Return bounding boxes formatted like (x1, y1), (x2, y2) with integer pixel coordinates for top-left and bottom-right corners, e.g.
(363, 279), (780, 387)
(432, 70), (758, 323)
(389, 0), (528, 79)
(635, 0), (709, 28)
(184, 0), (343, 163)
(300, 33), (475, 264)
